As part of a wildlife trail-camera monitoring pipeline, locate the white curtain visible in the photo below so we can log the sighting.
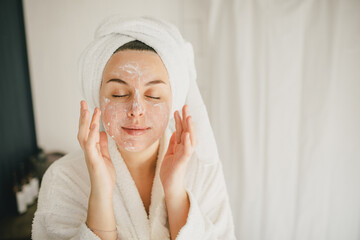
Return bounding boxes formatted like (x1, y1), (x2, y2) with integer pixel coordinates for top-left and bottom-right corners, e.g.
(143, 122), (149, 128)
(206, 0), (360, 239)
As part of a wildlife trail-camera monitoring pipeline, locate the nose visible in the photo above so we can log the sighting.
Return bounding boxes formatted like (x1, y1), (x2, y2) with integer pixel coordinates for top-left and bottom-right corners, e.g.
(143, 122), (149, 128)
(128, 106), (144, 117)
(127, 98), (145, 118)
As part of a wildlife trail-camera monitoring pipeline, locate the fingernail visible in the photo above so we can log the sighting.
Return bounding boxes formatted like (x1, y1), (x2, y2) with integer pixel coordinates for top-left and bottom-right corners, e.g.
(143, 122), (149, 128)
(91, 124), (96, 130)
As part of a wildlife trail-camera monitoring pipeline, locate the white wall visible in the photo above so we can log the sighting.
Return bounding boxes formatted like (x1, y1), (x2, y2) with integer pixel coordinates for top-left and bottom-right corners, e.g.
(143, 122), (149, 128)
(23, 0), (210, 153)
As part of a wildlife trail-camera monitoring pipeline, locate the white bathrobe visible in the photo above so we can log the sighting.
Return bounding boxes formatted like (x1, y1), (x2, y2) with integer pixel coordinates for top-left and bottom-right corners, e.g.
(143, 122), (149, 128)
(31, 127), (236, 240)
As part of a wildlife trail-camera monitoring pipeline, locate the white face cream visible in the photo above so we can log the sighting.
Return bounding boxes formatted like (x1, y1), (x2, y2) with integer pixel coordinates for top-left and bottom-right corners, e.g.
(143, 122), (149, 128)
(99, 50), (172, 152)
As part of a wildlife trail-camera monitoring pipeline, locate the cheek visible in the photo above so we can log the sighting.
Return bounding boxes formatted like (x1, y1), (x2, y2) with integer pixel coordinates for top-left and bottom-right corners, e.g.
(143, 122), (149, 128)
(144, 102), (170, 132)
(100, 99), (129, 137)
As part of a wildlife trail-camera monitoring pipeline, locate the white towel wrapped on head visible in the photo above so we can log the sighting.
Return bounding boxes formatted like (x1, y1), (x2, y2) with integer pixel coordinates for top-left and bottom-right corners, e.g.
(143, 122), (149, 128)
(78, 15), (218, 165)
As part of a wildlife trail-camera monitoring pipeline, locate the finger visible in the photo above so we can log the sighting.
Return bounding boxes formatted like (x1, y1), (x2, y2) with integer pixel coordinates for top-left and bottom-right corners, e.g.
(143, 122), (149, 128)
(99, 131), (111, 161)
(86, 108), (101, 157)
(165, 132), (177, 156)
(90, 108), (101, 143)
(79, 101), (89, 130)
(174, 111), (183, 144)
(78, 101), (83, 127)
(77, 100), (90, 149)
(181, 129), (186, 144)
(183, 132), (192, 159)
(187, 116), (197, 146)
(182, 105), (188, 133)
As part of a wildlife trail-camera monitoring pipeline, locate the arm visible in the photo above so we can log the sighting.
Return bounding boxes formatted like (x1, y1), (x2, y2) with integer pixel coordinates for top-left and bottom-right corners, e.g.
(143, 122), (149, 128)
(164, 183), (190, 240)
(78, 101), (117, 240)
(160, 105), (198, 239)
(86, 192), (117, 240)
(160, 104), (236, 240)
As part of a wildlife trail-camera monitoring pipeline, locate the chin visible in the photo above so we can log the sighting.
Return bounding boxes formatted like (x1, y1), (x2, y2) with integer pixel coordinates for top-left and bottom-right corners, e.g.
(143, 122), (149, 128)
(116, 139), (155, 153)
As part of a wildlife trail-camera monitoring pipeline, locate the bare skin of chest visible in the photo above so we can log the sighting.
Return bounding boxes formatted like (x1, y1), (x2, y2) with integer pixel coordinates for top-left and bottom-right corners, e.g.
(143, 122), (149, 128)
(133, 174), (155, 217)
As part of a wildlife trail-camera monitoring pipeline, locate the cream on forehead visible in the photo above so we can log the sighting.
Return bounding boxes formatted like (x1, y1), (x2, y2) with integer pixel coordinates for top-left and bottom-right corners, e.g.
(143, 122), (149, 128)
(108, 62), (152, 81)
(117, 63), (143, 75)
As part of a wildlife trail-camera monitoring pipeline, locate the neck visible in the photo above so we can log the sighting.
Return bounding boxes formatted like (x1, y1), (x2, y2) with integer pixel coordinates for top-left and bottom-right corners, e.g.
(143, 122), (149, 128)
(117, 140), (160, 176)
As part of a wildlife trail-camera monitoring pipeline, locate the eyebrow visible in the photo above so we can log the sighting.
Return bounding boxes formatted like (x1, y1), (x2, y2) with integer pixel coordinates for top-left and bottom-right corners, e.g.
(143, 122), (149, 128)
(106, 79), (128, 85)
(145, 79), (167, 86)
(106, 79), (167, 86)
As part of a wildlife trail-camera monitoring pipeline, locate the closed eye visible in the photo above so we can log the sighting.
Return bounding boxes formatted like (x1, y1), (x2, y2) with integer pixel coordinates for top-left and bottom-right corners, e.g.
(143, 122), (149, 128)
(112, 94), (129, 98)
(146, 96), (160, 100)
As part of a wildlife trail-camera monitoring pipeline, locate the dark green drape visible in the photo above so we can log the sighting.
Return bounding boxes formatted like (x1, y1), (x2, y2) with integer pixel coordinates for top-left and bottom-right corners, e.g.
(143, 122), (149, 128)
(0, 0), (38, 217)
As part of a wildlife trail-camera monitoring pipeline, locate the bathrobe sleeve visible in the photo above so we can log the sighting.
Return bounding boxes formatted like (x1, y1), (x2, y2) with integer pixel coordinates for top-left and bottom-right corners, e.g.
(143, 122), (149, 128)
(31, 153), (105, 240)
(175, 160), (237, 240)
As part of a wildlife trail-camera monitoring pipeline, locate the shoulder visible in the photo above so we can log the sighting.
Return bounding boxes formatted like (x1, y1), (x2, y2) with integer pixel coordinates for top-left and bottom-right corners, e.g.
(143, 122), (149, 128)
(33, 149), (92, 239)
(37, 149), (90, 211)
(43, 149), (88, 182)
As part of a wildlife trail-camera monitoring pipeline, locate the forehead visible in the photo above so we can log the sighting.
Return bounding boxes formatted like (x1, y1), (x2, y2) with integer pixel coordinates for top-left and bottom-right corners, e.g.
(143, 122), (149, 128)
(102, 50), (170, 84)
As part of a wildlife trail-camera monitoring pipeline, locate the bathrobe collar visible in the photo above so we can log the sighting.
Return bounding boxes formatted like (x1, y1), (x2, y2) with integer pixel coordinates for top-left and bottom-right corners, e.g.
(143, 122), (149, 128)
(107, 128), (171, 240)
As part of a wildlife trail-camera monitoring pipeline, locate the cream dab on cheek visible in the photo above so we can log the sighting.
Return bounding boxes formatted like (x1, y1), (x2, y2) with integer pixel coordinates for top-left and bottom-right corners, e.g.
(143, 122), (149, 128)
(144, 102), (168, 125)
(142, 101), (170, 144)
(100, 97), (122, 136)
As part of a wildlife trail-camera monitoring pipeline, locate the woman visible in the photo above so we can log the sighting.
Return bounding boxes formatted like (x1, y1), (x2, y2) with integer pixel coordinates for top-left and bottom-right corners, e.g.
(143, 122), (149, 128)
(32, 16), (236, 240)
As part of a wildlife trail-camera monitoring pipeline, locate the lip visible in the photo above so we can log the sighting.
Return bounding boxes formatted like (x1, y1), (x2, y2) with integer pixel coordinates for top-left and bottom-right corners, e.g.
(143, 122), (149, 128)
(122, 126), (150, 136)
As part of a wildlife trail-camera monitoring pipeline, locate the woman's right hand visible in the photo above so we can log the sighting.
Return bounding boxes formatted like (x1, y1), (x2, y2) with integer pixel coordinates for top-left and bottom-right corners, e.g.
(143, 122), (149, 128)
(78, 100), (117, 238)
(77, 100), (116, 197)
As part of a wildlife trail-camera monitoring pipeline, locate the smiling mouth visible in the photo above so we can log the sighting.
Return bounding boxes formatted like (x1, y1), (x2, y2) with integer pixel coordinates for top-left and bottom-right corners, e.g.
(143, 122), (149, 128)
(121, 127), (150, 136)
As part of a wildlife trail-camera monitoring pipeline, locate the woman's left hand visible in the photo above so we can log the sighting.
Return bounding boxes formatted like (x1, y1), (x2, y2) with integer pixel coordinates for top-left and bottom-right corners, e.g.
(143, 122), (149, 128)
(160, 105), (198, 195)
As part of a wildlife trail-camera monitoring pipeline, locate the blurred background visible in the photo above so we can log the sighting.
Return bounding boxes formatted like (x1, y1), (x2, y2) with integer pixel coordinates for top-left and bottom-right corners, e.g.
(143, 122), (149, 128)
(0, 0), (359, 239)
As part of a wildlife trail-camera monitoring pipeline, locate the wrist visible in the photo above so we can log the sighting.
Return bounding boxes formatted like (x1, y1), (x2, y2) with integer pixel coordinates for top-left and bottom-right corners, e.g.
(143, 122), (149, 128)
(90, 179), (115, 194)
(89, 189), (114, 203)
(164, 184), (187, 200)
(87, 193), (117, 237)
(162, 171), (185, 192)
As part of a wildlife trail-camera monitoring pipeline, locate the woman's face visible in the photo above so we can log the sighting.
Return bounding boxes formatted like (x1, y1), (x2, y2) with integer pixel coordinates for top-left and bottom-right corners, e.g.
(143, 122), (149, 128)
(99, 50), (172, 152)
